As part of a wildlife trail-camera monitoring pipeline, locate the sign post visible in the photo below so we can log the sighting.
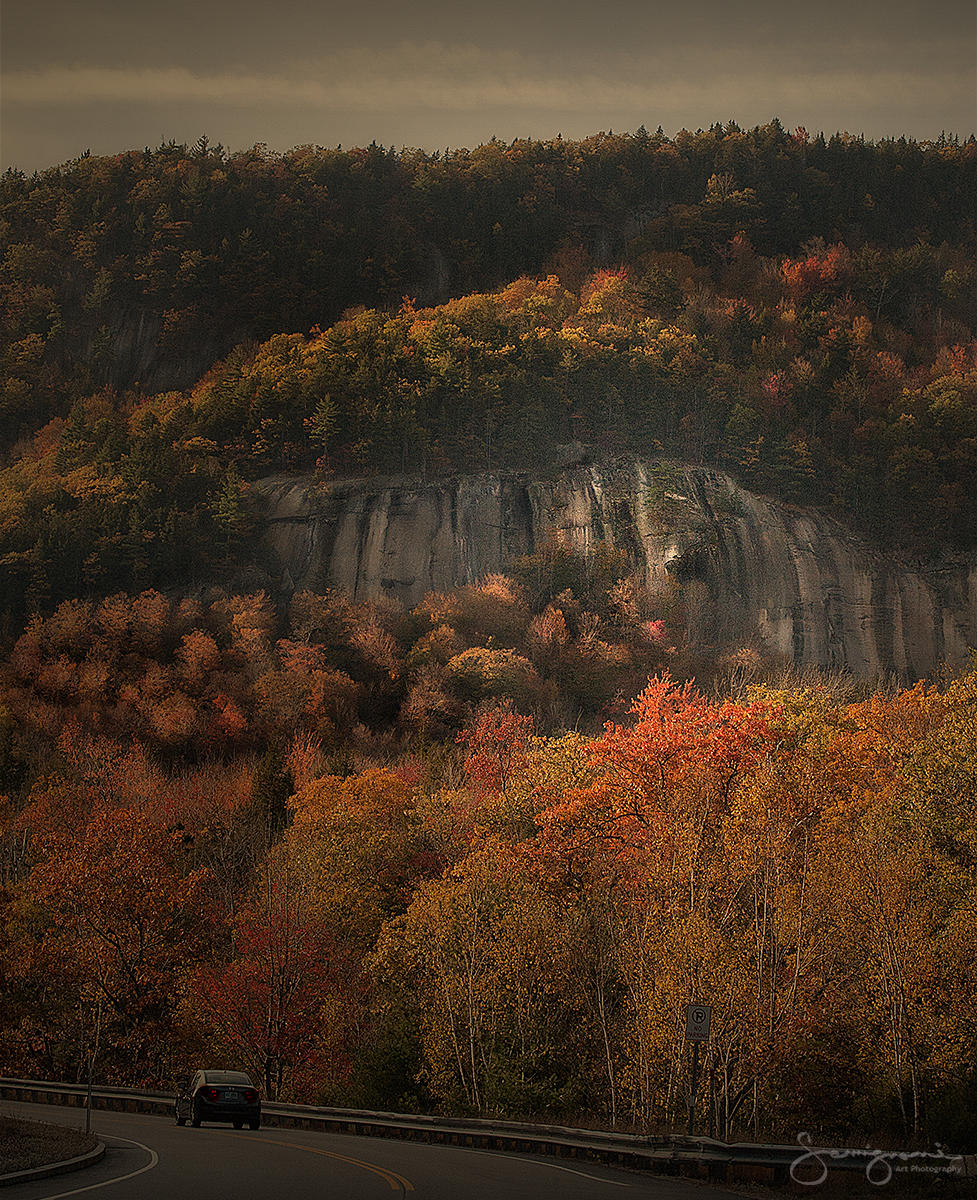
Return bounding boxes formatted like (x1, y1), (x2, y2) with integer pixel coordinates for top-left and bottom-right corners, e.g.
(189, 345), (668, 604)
(84, 996), (102, 1137)
(684, 1003), (712, 1137)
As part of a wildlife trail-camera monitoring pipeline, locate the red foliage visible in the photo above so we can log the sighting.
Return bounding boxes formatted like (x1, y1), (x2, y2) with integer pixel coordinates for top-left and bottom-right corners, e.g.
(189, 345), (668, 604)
(781, 244), (852, 300)
(593, 673), (777, 793)
(458, 700), (535, 798)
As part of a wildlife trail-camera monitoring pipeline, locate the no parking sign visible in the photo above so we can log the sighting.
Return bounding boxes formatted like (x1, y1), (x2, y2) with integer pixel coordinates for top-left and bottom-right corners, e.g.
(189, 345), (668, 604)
(685, 1003), (712, 1042)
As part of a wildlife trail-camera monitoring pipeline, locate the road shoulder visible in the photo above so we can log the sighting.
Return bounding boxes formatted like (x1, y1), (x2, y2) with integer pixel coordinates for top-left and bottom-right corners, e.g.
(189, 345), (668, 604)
(0, 1115), (104, 1189)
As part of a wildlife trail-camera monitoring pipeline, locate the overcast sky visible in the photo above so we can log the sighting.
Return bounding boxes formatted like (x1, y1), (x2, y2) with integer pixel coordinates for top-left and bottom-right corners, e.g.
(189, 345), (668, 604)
(2, 0), (975, 172)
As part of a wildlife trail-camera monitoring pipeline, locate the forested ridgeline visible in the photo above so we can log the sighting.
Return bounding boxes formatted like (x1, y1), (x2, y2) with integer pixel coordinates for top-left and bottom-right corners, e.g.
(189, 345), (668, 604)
(3, 125), (977, 640)
(2, 240), (977, 637)
(3, 123), (975, 427)
(1, 579), (975, 1145)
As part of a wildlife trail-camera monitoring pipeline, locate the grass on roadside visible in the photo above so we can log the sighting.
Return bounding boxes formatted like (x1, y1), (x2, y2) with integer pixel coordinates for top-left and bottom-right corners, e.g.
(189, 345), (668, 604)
(0, 1114), (97, 1175)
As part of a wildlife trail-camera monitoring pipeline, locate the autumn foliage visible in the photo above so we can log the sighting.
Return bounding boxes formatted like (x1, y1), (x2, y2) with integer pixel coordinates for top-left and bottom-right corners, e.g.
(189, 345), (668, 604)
(2, 600), (977, 1149)
(2, 127), (977, 635)
(2, 120), (977, 1146)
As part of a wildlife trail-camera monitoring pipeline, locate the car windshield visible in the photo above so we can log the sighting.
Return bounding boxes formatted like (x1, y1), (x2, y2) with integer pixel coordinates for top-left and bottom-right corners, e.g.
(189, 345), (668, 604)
(204, 1071), (252, 1085)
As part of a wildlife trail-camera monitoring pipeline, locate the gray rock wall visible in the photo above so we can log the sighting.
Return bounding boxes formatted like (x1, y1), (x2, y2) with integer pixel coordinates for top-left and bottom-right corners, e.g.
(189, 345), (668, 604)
(255, 462), (976, 679)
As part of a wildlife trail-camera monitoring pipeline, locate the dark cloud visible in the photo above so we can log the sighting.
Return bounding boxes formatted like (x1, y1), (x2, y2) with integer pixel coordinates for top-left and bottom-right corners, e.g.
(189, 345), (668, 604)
(2, 0), (974, 170)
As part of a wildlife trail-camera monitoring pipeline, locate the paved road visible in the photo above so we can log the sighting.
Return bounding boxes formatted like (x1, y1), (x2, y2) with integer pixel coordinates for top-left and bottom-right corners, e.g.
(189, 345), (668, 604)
(3, 1101), (738, 1200)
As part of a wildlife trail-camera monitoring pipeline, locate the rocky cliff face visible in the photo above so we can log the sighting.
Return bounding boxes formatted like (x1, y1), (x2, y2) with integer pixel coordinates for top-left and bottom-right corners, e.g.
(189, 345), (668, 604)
(256, 461), (977, 679)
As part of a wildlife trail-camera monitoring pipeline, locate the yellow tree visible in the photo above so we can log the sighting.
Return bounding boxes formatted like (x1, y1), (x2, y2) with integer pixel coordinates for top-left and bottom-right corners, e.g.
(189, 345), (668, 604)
(375, 837), (579, 1115)
(286, 768), (429, 951)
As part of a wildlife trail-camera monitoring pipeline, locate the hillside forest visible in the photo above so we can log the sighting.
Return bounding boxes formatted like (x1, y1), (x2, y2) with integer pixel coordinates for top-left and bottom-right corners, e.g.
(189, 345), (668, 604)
(1, 123), (976, 1148)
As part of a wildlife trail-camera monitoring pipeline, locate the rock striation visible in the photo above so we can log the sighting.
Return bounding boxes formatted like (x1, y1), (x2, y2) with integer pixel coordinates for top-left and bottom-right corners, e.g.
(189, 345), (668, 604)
(256, 462), (977, 679)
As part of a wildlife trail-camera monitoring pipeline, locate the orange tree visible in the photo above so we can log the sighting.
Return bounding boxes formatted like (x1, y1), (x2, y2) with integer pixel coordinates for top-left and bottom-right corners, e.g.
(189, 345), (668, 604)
(22, 805), (211, 1084)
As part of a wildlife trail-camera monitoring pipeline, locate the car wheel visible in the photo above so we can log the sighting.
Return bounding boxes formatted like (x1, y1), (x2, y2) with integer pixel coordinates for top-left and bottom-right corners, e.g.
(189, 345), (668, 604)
(190, 1104), (201, 1128)
(249, 1119), (260, 1130)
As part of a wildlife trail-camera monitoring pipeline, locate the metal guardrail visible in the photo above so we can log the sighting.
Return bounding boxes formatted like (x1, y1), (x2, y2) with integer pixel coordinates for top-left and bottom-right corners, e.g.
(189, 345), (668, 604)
(1, 1078), (972, 1185)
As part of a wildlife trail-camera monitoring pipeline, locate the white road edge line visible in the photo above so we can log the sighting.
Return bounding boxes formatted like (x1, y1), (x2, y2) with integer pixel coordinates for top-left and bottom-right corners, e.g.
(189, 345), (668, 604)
(442, 1145), (632, 1188)
(494, 1147), (628, 1185)
(36, 1134), (159, 1199)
